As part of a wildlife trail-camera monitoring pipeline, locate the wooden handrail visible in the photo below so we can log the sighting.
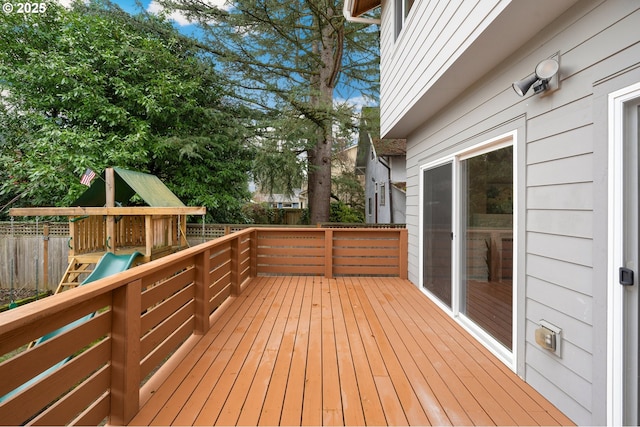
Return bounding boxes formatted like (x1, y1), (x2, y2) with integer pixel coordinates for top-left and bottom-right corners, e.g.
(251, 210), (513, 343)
(0, 227), (408, 425)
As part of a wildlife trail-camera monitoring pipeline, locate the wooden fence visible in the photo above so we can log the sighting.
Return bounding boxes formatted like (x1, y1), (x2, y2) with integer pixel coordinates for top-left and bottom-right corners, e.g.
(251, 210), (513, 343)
(0, 227), (407, 426)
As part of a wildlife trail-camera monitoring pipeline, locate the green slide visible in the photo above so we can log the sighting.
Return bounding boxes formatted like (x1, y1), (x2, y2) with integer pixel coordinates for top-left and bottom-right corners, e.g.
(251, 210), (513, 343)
(0, 252), (141, 403)
(80, 252), (142, 286)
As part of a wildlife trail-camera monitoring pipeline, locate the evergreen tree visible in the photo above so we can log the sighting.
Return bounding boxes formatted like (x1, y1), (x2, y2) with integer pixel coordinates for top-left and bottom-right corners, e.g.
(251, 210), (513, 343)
(153, 0), (379, 223)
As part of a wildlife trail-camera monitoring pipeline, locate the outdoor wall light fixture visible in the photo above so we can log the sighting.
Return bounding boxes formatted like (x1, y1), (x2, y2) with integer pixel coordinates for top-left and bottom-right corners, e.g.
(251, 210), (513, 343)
(512, 58), (560, 96)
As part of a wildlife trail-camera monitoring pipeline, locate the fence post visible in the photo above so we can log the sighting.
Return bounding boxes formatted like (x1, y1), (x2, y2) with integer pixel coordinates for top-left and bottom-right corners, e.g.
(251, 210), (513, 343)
(194, 250), (211, 334)
(399, 228), (408, 279)
(43, 223), (49, 292)
(110, 279), (142, 426)
(324, 229), (333, 279)
(105, 168), (116, 254)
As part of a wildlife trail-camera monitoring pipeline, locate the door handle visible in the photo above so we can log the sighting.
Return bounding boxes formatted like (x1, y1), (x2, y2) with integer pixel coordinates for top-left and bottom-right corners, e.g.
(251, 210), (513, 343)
(619, 267), (634, 286)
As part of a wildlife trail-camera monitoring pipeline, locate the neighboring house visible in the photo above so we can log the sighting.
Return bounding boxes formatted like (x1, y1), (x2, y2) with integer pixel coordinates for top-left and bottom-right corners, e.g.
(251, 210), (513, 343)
(331, 142), (360, 202)
(332, 142), (358, 177)
(251, 189), (304, 209)
(345, 0), (640, 425)
(356, 110), (407, 224)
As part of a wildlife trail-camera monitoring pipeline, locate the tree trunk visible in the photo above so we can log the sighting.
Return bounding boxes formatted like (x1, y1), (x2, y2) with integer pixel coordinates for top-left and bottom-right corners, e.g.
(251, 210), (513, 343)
(307, 7), (341, 224)
(308, 129), (332, 224)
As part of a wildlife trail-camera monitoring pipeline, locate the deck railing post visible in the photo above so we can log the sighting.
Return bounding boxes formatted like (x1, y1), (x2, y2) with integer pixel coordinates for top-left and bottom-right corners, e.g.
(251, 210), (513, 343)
(250, 229), (257, 277)
(399, 228), (408, 279)
(195, 250), (211, 334)
(231, 235), (241, 295)
(324, 229), (333, 278)
(109, 279), (142, 426)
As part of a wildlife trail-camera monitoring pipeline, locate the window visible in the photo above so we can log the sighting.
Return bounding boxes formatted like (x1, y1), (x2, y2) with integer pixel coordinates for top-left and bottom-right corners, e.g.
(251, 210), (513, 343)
(421, 134), (515, 360)
(380, 183), (386, 206)
(395, 0), (414, 38)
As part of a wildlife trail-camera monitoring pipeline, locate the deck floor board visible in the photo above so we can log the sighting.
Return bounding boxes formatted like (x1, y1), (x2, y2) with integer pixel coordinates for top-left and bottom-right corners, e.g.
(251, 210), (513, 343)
(129, 276), (574, 426)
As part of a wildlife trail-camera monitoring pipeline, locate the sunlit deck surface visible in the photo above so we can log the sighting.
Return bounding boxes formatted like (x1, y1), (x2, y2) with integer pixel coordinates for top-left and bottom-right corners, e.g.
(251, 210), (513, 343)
(130, 276), (573, 426)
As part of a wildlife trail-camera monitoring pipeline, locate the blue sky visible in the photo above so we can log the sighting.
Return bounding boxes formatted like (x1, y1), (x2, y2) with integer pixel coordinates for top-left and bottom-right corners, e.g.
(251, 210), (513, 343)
(107, 0), (376, 111)
(110, 0), (149, 14)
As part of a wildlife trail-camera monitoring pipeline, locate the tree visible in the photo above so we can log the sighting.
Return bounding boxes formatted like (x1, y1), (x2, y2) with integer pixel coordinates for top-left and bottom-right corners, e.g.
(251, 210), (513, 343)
(153, 0), (380, 223)
(0, 0), (254, 222)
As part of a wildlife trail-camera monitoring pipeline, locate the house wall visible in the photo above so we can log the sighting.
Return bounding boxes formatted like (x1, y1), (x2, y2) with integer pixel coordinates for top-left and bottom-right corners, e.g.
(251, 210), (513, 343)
(389, 156), (406, 182)
(390, 156), (406, 223)
(378, 0), (580, 137)
(363, 145), (390, 223)
(387, 0), (640, 424)
(390, 185), (406, 224)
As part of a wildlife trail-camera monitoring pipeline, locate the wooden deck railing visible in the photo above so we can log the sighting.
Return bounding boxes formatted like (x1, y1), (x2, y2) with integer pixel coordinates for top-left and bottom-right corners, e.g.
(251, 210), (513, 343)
(0, 227), (407, 426)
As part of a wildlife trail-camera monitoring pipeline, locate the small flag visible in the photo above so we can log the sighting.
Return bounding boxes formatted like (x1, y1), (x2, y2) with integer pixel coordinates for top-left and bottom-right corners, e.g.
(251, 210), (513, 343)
(80, 168), (96, 186)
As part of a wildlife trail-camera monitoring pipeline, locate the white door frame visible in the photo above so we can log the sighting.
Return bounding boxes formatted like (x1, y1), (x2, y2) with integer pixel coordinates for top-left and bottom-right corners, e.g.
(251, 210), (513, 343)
(607, 81), (640, 426)
(418, 131), (518, 370)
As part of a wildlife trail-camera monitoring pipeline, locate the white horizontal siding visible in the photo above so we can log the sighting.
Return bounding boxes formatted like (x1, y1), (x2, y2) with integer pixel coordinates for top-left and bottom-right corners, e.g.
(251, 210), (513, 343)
(528, 154), (593, 187)
(380, 0), (509, 134)
(527, 183), (593, 210)
(379, 0), (581, 137)
(528, 276), (592, 324)
(527, 126), (593, 165)
(527, 340), (592, 408)
(396, 2), (640, 423)
(527, 232), (592, 266)
(525, 364), (592, 423)
(527, 210), (592, 239)
(527, 254), (593, 297)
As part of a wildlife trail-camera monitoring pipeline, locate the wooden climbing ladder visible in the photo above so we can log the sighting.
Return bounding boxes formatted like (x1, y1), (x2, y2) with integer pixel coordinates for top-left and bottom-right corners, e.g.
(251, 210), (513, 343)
(54, 257), (95, 294)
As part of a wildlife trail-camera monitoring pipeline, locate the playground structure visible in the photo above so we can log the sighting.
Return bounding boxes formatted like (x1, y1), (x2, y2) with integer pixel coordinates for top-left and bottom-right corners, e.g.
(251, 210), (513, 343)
(1, 168), (203, 403)
(9, 167), (206, 294)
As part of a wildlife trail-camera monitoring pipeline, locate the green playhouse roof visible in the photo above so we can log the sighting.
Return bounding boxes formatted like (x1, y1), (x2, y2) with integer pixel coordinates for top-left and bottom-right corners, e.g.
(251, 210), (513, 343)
(73, 167), (186, 208)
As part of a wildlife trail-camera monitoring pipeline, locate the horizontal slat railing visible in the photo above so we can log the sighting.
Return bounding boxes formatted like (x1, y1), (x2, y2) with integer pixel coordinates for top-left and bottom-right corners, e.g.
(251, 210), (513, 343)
(0, 227), (407, 426)
(255, 228), (407, 279)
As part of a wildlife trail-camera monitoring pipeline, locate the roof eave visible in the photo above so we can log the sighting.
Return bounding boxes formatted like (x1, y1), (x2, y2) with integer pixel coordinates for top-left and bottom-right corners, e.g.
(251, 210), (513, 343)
(343, 0), (380, 24)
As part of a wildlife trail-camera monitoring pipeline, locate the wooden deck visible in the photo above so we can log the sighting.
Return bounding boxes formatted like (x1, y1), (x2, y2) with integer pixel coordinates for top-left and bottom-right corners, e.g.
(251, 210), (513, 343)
(130, 276), (572, 426)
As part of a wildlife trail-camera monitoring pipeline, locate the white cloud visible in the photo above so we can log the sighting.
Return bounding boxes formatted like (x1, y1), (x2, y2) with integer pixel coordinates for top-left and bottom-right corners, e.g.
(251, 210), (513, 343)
(335, 94), (377, 113)
(147, 0), (228, 26)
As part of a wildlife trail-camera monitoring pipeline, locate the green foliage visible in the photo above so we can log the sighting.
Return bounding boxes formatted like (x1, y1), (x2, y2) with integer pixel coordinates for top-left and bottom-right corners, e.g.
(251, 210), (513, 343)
(241, 203), (304, 225)
(0, 0), (253, 222)
(329, 201), (364, 223)
(251, 129), (306, 197)
(155, 0), (380, 223)
(332, 171), (365, 214)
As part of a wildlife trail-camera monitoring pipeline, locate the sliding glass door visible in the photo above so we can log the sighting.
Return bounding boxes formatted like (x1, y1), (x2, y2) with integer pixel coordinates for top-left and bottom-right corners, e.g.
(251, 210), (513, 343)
(459, 146), (513, 350)
(421, 140), (514, 353)
(422, 162), (453, 308)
